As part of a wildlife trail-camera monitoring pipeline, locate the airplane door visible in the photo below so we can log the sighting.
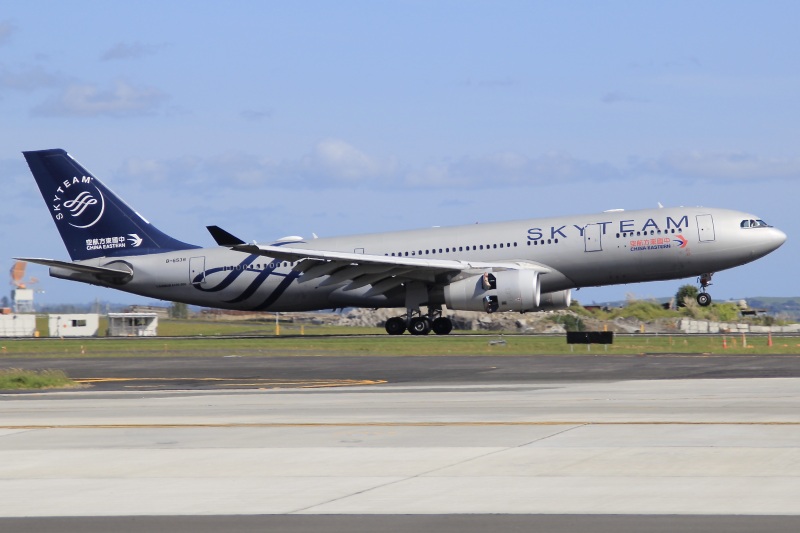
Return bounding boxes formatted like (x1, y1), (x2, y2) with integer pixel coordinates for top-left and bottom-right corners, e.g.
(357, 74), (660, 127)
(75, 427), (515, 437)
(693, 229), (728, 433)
(696, 214), (716, 242)
(189, 256), (207, 284)
(584, 224), (603, 252)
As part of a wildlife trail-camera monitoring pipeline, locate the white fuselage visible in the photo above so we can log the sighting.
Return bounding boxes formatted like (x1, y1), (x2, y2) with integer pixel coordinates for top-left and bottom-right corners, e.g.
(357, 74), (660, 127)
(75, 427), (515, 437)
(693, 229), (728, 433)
(54, 206), (786, 312)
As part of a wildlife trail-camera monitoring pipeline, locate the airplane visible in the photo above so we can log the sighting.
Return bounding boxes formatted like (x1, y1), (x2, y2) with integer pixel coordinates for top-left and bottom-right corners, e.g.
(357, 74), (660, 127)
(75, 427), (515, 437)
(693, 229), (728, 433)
(18, 148), (787, 335)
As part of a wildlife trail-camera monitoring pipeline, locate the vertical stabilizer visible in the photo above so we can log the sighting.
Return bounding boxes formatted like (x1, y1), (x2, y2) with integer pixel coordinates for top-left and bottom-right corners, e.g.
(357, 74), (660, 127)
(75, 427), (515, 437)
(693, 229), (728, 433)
(23, 149), (198, 261)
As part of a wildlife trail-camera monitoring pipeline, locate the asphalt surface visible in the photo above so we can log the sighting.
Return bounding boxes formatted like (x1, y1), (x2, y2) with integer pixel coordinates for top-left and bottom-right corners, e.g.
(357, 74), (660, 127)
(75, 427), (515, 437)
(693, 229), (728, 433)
(3, 353), (800, 391)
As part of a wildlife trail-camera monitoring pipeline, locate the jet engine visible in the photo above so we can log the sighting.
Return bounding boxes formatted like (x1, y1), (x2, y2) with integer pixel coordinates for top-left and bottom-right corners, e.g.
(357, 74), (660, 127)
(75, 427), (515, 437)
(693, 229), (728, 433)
(444, 270), (540, 313)
(538, 289), (572, 311)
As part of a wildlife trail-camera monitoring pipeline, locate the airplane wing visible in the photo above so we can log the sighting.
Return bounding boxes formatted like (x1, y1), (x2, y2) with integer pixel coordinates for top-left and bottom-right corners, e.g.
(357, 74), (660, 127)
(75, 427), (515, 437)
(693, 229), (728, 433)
(230, 243), (552, 295)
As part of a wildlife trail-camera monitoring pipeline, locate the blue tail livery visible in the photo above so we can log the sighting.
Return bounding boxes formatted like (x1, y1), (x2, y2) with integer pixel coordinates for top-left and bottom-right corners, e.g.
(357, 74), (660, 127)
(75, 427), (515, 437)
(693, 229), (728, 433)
(23, 149), (198, 261)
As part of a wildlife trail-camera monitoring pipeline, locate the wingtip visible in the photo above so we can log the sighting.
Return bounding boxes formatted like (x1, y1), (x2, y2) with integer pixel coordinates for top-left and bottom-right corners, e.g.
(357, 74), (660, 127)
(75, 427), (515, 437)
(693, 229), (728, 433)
(206, 225), (246, 246)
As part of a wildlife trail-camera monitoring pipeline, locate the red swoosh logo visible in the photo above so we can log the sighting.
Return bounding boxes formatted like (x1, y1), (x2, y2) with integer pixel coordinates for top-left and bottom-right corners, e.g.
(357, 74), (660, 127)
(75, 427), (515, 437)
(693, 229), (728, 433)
(674, 235), (688, 248)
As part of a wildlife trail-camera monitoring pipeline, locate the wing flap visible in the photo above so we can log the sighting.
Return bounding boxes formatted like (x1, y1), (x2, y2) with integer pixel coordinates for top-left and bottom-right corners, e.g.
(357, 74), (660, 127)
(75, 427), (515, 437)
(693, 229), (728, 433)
(232, 243), (552, 273)
(230, 243), (554, 294)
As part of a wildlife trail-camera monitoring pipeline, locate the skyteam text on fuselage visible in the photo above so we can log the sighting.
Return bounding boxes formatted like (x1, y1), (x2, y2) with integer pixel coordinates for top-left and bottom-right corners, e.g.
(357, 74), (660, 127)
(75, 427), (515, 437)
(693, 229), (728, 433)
(18, 149), (787, 335)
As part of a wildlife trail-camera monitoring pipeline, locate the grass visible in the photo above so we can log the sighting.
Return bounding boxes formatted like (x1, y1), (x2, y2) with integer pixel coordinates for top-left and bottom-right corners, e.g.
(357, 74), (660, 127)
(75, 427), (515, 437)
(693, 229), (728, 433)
(0, 368), (79, 390)
(1, 332), (799, 358)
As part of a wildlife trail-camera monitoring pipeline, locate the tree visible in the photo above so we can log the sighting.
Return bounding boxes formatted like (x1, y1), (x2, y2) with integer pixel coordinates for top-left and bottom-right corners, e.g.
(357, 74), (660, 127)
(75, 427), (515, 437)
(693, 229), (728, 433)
(170, 301), (188, 319)
(675, 285), (699, 308)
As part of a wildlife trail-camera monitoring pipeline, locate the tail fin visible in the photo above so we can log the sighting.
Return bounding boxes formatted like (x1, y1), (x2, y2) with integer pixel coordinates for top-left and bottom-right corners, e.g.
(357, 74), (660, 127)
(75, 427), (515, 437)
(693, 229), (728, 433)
(23, 149), (198, 261)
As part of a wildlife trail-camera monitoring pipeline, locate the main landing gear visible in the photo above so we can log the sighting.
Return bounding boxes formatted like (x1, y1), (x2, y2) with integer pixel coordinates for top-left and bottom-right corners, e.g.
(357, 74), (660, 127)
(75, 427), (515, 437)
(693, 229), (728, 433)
(696, 272), (713, 307)
(384, 309), (454, 335)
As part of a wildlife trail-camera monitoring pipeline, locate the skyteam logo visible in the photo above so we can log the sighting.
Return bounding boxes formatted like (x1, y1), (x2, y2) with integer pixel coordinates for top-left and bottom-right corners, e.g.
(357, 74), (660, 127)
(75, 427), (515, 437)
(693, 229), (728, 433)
(51, 176), (106, 228)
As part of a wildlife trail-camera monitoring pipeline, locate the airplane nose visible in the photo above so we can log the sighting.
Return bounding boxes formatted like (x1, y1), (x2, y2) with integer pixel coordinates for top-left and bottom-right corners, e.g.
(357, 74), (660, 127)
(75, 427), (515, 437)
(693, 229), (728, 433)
(748, 227), (787, 260)
(772, 228), (788, 249)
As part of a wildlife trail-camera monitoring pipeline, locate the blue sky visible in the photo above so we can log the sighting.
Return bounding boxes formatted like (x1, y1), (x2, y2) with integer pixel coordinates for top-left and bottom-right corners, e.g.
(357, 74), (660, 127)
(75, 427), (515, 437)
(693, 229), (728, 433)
(2, 1), (799, 307)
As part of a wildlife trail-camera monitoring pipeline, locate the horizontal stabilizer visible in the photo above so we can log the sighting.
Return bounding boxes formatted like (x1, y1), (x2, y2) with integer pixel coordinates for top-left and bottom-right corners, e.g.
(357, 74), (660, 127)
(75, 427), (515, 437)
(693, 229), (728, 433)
(207, 226), (246, 246)
(14, 257), (132, 277)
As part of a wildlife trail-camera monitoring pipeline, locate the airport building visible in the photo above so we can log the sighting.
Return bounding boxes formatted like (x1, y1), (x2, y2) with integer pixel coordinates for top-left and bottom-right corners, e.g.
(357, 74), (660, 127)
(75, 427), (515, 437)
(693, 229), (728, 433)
(107, 312), (159, 337)
(48, 314), (100, 337)
(0, 313), (37, 337)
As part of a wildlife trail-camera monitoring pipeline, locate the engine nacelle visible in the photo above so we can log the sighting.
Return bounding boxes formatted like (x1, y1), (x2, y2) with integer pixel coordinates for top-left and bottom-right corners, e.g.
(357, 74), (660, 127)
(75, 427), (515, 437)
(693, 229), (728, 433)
(538, 289), (572, 311)
(444, 270), (541, 313)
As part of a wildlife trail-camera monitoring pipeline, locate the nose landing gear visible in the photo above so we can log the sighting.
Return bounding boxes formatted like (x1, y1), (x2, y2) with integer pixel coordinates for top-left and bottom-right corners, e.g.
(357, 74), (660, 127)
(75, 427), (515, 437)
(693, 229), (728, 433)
(696, 273), (713, 307)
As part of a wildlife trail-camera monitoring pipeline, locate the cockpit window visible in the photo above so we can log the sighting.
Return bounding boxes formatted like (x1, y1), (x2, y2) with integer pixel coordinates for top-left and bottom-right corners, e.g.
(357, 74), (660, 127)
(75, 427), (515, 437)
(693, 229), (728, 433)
(741, 219), (771, 228)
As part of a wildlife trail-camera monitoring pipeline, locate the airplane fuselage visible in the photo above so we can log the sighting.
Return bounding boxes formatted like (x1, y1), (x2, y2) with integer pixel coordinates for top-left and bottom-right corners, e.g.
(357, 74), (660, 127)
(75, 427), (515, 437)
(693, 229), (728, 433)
(52, 206), (786, 312)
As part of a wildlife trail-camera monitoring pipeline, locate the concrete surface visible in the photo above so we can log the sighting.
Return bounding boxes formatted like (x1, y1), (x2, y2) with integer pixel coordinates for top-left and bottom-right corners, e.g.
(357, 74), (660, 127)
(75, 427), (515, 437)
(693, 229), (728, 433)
(1, 377), (799, 517)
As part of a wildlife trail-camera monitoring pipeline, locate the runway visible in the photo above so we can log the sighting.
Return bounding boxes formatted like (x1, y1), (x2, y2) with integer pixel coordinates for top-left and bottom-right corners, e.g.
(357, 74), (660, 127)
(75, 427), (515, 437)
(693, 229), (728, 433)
(2, 354), (800, 532)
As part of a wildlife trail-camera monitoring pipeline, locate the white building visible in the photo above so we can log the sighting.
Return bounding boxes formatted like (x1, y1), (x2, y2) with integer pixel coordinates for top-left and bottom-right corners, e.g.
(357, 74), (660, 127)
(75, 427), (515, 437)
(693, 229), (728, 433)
(0, 314), (37, 337)
(12, 288), (34, 313)
(107, 313), (158, 337)
(48, 314), (100, 337)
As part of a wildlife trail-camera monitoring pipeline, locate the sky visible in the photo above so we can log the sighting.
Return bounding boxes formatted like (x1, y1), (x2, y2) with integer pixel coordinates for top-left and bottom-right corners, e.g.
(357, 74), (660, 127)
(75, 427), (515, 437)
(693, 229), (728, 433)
(1, 1), (799, 308)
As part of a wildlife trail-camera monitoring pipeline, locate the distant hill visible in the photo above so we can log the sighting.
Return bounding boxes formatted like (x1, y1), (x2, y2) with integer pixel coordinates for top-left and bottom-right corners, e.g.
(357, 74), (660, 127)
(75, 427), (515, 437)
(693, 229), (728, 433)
(745, 297), (800, 319)
(592, 296), (800, 320)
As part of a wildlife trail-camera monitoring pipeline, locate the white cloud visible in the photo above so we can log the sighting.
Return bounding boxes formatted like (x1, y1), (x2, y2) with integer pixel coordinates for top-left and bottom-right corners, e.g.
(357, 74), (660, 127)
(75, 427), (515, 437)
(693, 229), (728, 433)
(638, 151), (800, 181)
(116, 143), (800, 197)
(407, 151), (621, 187)
(301, 138), (394, 183)
(601, 91), (649, 104)
(0, 20), (15, 47)
(32, 80), (168, 117)
(119, 140), (397, 189)
(240, 109), (272, 121)
(100, 42), (167, 61)
(120, 156), (202, 184)
(0, 65), (62, 92)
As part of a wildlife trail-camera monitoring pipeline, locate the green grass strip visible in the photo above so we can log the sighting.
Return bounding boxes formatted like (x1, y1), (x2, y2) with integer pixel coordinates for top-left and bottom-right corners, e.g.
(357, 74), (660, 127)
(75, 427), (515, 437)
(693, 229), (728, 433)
(2, 334), (800, 358)
(0, 368), (78, 390)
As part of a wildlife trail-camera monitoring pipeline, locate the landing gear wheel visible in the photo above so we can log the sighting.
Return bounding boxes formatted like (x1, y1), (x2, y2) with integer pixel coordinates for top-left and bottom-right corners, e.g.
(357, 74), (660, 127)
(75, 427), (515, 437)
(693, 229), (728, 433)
(431, 317), (453, 335)
(697, 292), (712, 307)
(408, 316), (432, 335)
(385, 316), (407, 335)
